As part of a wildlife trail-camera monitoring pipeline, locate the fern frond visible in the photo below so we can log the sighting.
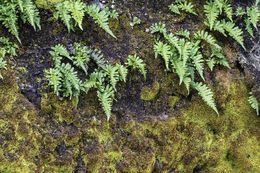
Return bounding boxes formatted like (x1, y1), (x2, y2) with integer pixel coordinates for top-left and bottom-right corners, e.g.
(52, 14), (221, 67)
(72, 43), (89, 74)
(60, 63), (81, 99)
(223, 0), (233, 21)
(116, 64), (128, 82)
(90, 49), (106, 70)
(54, 2), (74, 32)
(97, 85), (114, 121)
(245, 17), (254, 38)
(165, 33), (181, 54)
(194, 30), (221, 50)
(150, 22), (166, 34)
(86, 4), (116, 38)
(82, 72), (97, 93)
(179, 39), (191, 67)
(235, 7), (246, 16)
(169, 4), (180, 14)
(51, 44), (70, 59)
(192, 82), (219, 115)
(0, 57), (7, 79)
(171, 59), (187, 85)
(183, 75), (191, 93)
(222, 20), (245, 49)
(105, 64), (119, 90)
(154, 41), (172, 71)
(204, 20), (226, 36)
(68, 0), (85, 30)
(191, 53), (205, 81)
(207, 58), (216, 71)
(247, 5), (260, 29)
(176, 29), (190, 39)
(46, 68), (62, 96)
(248, 92), (259, 115)
(22, 0), (41, 30)
(204, 0), (219, 30)
(178, 1), (197, 15)
(0, 4), (20, 43)
(126, 54), (146, 80)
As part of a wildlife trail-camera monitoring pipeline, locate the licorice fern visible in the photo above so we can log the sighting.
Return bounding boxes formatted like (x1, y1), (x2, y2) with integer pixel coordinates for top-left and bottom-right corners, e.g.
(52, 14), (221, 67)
(192, 82), (219, 115)
(0, 0), (40, 43)
(169, 0), (197, 15)
(86, 4), (116, 38)
(126, 54), (146, 80)
(46, 43), (130, 121)
(248, 92), (259, 116)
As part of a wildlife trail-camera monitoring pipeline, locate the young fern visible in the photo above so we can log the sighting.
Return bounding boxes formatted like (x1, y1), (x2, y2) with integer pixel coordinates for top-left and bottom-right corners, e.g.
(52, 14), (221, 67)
(192, 82), (219, 115)
(248, 92), (259, 116)
(126, 54), (146, 80)
(154, 41), (172, 71)
(97, 85), (114, 121)
(0, 0), (40, 43)
(86, 4), (116, 38)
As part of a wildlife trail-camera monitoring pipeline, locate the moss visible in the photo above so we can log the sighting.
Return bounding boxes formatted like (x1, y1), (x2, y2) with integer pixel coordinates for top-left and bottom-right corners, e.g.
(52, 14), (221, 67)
(168, 95), (180, 107)
(35, 0), (64, 10)
(140, 81), (160, 101)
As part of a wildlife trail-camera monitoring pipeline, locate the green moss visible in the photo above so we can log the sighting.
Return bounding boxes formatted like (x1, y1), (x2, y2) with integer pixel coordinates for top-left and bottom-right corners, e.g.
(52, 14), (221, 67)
(168, 95), (180, 107)
(140, 81), (160, 101)
(35, 0), (64, 10)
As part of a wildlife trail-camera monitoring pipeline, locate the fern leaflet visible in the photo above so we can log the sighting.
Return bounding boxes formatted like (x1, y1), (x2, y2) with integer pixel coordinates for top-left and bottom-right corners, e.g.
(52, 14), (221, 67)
(248, 92), (259, 116)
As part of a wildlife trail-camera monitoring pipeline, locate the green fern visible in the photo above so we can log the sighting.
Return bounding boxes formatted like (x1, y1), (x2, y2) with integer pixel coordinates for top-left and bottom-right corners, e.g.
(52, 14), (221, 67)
(248, 92), (259, 116)
(72, 43), (90, 74)
(169, 4), (180, 15)
(154, 41), (172, 71)
(54, 1), (74, 32)
(235, 7), (246, 16)
(176, 29), (190, 39)
(116, 64), (128, 82)
(46, 68), (62, 96)
(0, 37), (18, 57)
(178, 1), (197, 15)
(0, 58), (7, 79)
(245, 17), (254, 38)
(150, 22), (166, 34)
(90, 49), (107, 70)
(126, 54), (147, 80)
(97, 85), (114, 121)
(104, 64), (119, 90)
(194, 30), (221, 50)
(192, 82), (219, 115)
(247, 5), (260, 29)
(86, 4), (116, 38)
(204, 1), (219, 30)
(69, 0), (85, 30)
(222, 20), (245, 49)
(222, 0), (233, 21)
(0, 0), (40, 42)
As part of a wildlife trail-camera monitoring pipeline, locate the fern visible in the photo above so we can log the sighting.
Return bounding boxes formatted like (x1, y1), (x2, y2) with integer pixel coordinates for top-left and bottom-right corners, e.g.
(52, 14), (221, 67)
(86, 4), (116, 38)
(194, 30), (221, 50)
(0, 37), (18, 57)
(126, 54), (146, 80)
(191, 53), (205, 81)
(130, 16), (141, 27)
(222, 0), (233, 21)
(169, 4), (180, 15)
(22, 0), (41, 30)
(154, 41), (172, 71)
(97, 85), (114, 121)
(171, 59), (188, 85)
(222, 20), (245, 49)
(72, 43), (90, 74)
(247, 5), (260, 29)
(235, 7), (246, 16)
(176, 29), (190, 39)
(245, 17), (254, 38)
(150, 22), (166, 34)
(46, 68), (62, 96)
(178, 1), (197, 15)
(0, 0), (40, 42)
(116, 64), (128, 82)
(68, 0), (85, 30)
(0, 58), (7, 79)
(90, 49), (107, 70)
(104, 64), (119, 90)
(204, 0), (219, 30)
(192, 82), (219, 115)
(54, 1), (74, 32)
(248, 92), (259, 116)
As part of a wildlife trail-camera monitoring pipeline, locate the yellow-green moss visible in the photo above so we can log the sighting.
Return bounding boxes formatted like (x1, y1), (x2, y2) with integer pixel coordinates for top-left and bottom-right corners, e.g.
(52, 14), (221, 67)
(35, 0), (64, 10)
(140, 81), (160, 101)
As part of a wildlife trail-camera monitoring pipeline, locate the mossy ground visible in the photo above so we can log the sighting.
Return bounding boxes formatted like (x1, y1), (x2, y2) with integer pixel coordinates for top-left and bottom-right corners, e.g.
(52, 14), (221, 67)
(0, 0), (259, 172)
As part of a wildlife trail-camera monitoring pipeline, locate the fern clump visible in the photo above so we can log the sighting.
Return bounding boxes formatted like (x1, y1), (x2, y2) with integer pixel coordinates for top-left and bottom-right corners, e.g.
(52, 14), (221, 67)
(0, 0), (41, 43)
(46, 43), (132, 120)
(248, 92), (259, 116)
(151, 23), (228, 114)
(0, 37), (18, 79)
(53, 1), (116, 38)
(126, 54), (147, 80)
(203, 0), (245, 49)
(169, 0), (197, 15)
